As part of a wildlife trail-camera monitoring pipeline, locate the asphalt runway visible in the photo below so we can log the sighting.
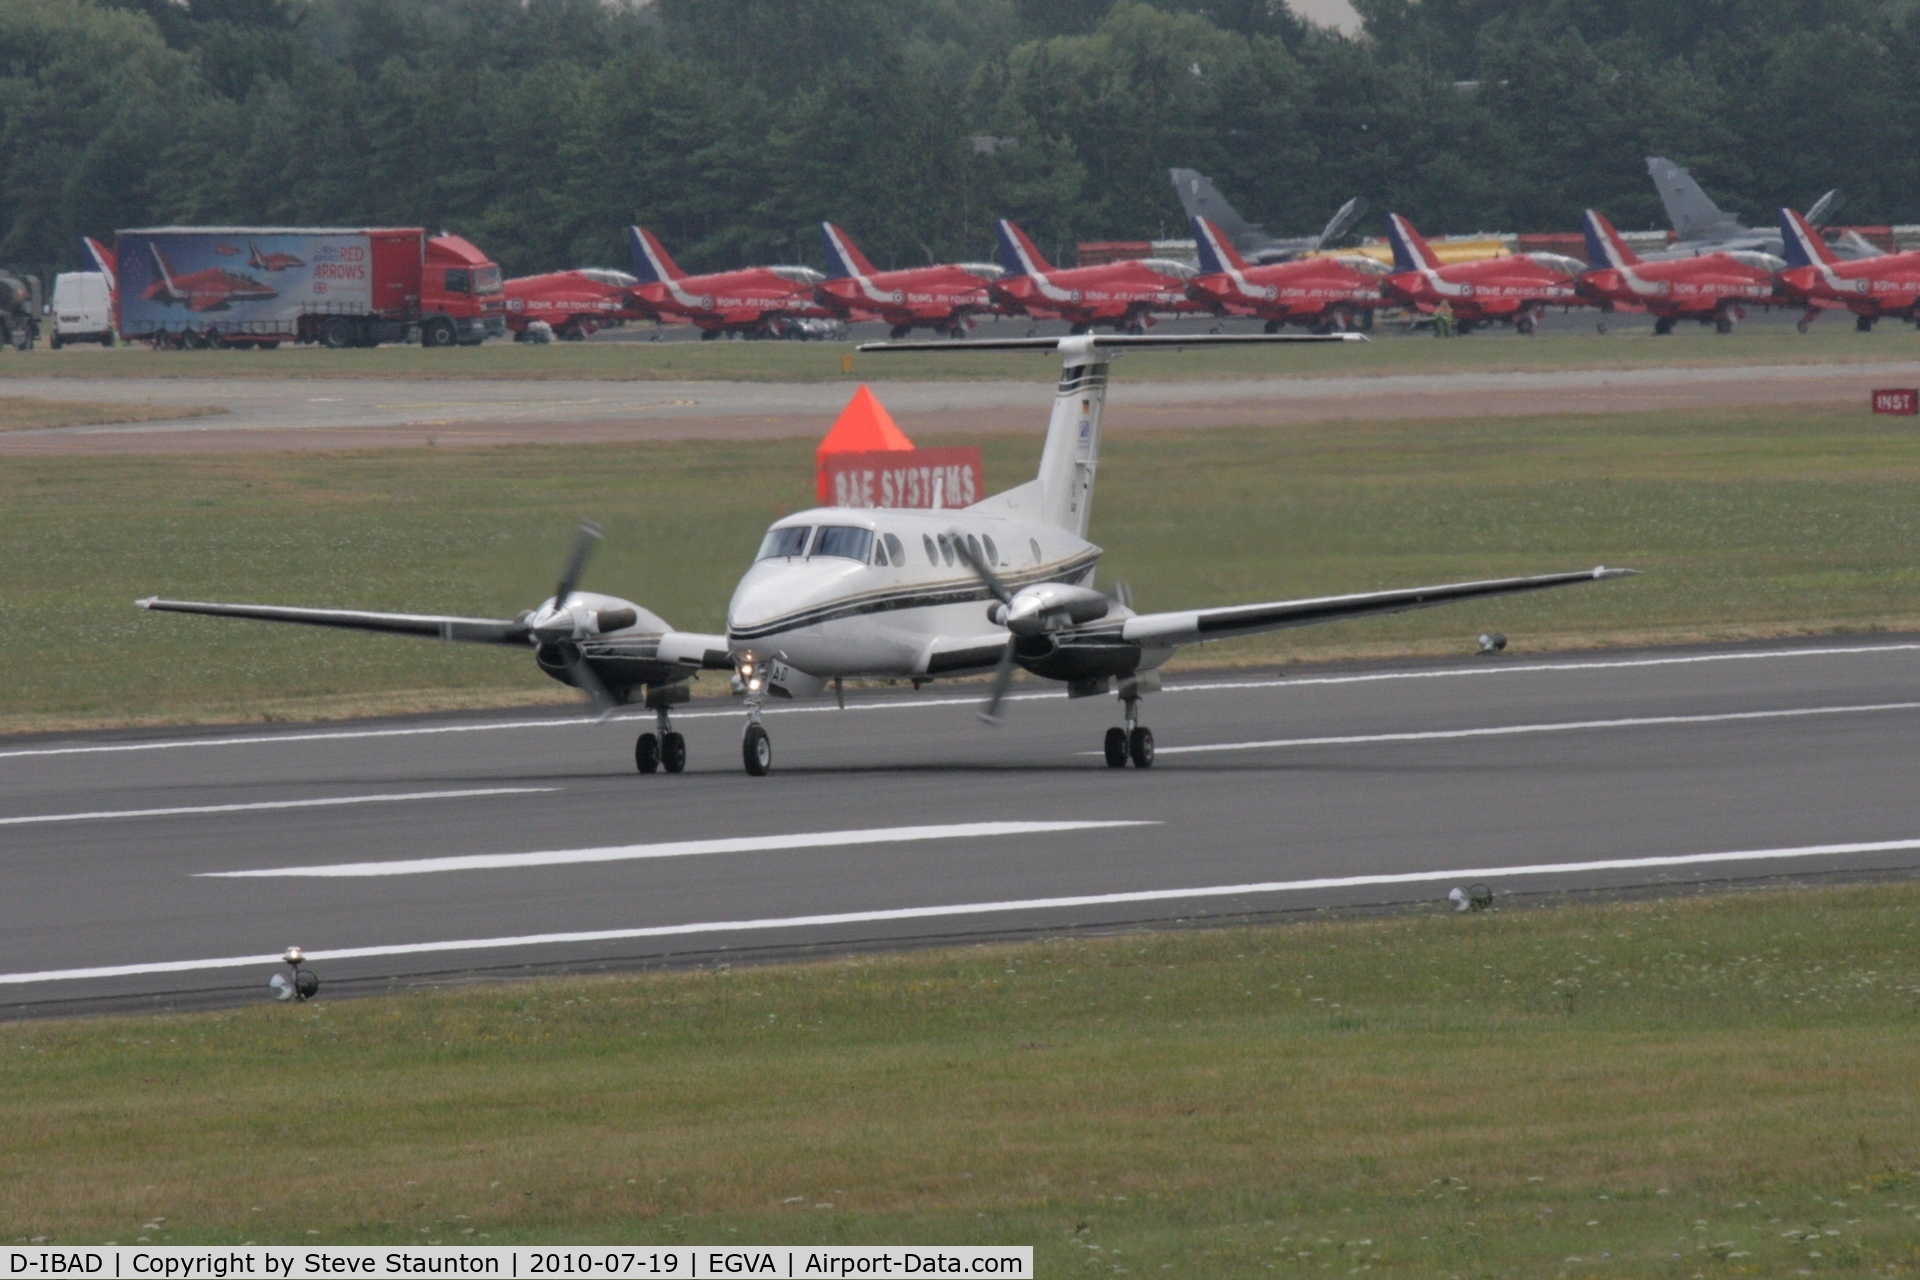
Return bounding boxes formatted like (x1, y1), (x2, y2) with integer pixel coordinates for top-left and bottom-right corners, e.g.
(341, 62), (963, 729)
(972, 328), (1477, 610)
(5, 635), (1920, 1016)
(3, 360), (1917, 455)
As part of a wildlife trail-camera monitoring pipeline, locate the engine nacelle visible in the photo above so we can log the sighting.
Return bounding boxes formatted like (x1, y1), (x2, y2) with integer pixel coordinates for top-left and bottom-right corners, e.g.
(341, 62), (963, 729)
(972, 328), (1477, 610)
(998, 583), (1110, 636)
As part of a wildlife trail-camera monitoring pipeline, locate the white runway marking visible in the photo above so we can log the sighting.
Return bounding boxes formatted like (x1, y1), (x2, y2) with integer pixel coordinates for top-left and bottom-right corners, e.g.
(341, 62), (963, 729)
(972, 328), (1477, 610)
(200, 819), (1156, 879)
(3, 642), (1915, 762)
(1150, 700), (1920, 756)
(0, 787), (556, 827)
(9, 834), (1918, 986)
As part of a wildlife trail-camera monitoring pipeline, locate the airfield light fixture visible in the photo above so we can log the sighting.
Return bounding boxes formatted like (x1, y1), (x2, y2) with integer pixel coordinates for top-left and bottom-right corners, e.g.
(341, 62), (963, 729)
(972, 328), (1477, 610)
(1449, 886), (1494, 913)
(270, 945), (319, 1002)
(1477, 632), (1508, 655)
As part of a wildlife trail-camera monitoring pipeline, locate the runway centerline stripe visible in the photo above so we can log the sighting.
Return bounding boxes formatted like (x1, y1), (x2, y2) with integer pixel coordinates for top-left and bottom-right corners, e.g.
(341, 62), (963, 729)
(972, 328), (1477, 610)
(0, 787), (557, 827)
(199, 819), (1157, 879)
(5, 642), (1917, 762)
(11, 835), (1920, 987)
(1147, 700), (1920, 755)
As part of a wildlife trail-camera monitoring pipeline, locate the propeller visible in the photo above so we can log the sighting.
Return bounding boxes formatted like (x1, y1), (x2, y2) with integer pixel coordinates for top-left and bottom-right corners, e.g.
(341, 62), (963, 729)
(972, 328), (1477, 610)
(951, 533), (1019, 725)
(532, 520), (619, 719)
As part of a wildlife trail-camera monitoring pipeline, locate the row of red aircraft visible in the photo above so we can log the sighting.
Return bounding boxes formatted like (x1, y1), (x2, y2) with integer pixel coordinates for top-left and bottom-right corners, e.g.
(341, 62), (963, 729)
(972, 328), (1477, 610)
(503, 207), (1920, 342)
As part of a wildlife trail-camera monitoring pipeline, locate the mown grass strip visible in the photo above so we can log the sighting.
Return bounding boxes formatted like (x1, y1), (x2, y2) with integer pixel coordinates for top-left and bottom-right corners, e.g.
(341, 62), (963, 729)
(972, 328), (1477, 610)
(0, 395), (222, 431)
(2, 882), (1917, 1276)
(4, 400), (1920, 731)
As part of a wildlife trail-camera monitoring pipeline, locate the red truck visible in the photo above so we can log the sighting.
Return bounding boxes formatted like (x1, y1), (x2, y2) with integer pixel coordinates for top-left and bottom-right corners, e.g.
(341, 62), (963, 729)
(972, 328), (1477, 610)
(112, 226), (506, 349)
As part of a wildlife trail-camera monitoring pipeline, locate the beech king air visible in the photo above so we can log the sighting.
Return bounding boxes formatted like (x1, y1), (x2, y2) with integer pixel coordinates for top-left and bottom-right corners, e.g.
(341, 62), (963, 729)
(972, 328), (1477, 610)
(1187, 215), (1385, 333)
(991, 220), (1200, 333)
(1577, 209), (1780, 334)
(1776, 207), (1920, 331)
(814, 222), (1002, 339)
(137, 335), (1632, 777)
(627, 226), (828, 339)
(1383, 214), (1584, 333)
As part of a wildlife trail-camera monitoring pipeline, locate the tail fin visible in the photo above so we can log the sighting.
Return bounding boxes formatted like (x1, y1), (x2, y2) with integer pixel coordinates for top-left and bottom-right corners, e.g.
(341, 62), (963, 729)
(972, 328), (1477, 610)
(247, 243), (263, 270)
(1778, 207), (1838, 269)
(994, 219), (1053, 277)
(1646, 156), (1733, 239)
(1581, 209), (1640, 269)
(1191, 216), (1249, 275)
(149, 242), (179, 295)
(82, 236), (116, 291)
(819, 223), (878, 280)
(1032, 337), (1107, 537)
(1168, 168), (1265, 246)
(626, 226), (686, 283)
(1804, 188), (1842, 228)
(1385, 214), (1441, 273)
(1315, 196), (1366, 249)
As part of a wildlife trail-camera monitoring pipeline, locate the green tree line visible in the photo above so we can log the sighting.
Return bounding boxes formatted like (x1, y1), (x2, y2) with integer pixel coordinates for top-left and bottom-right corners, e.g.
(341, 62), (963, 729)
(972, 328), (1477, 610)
(3, 0), (1917, 277)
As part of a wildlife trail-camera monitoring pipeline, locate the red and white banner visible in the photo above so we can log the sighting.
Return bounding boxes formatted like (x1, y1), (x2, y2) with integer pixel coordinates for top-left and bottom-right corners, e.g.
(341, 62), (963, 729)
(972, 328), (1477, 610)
(1871, 388), (1918, 415)
(822, 447), (985, 509)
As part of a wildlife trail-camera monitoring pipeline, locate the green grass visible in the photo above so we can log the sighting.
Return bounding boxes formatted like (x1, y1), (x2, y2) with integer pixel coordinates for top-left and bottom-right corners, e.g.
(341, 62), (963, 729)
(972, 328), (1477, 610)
(7, 322), (1916, 382)
(5, 400), (1920, 731)
(0, 394), (222, 431)
(4, 882), (1919, 1276)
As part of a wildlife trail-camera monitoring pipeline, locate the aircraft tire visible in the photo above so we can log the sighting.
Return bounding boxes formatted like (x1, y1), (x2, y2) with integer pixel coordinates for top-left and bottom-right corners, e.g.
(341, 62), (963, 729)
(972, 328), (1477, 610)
(662, 732), (687, 774)
(1128, 726), (1155, 769)
(1104, 727), (1128, 768)
(1796, 319), (1810, 334)
(1515, 314), (1536, 335)
(699, 329), (719, 341)
(888, 325), (912, 340)
(1653, 317), (1674, 336)
(1262, 320), (1281, 335)
(743, 724), (772, 776)
(1714, 315), (1734, 334)
(635, 732), (660, 774)
(1595, 319), (1609, 335)
(1857, 315), (1876, 333)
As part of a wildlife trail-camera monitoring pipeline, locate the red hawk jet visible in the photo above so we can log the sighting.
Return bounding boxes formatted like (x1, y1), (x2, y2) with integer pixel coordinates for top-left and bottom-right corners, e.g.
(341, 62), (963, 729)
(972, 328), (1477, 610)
(247, 243), (306, 272)
(504, 268), (649, 340)
(1776, 207), (1920, 332)
(142, 244), (277, 313)
(814, 222), (1002, 339)
(1576, 209), (1779, 334)
(1187, 215), (1384, 333)
(626, 227), (827, 339)
(1383, 214), (1585, 333)
(990, 219), (1201, 334)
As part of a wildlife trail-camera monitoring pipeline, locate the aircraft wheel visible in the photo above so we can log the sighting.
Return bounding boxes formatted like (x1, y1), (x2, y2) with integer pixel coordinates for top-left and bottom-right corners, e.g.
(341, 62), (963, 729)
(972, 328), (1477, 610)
(699, 329), (719, 341)
(888, 324), (912, 340)
(662, 732), (687, 774)
(1128, 726), (1155, 769)
(1653, 317), (1674, 336)
(1595, 319), (1609, 335)
(743, 724), (772, 776)
(1857, 315), (1876, 333)
(1714, 314), (1734, 334)
(1103, 727), (1128, 769)
(1515, 314), (1536, 335)
(635, 732), (660, 774)
(1796, 318), (1811, 334)
(1262, 320), (1281, 335)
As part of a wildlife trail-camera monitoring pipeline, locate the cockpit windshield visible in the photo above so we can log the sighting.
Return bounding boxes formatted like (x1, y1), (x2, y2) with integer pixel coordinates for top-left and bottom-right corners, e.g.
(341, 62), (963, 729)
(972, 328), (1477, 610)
(810, 525), (873, 561)
(756, 526), (811, 559)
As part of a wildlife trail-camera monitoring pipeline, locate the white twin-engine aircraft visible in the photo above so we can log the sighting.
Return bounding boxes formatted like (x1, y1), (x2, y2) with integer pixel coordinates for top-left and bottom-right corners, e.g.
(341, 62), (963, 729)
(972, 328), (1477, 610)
(139, 334), (1633, 776)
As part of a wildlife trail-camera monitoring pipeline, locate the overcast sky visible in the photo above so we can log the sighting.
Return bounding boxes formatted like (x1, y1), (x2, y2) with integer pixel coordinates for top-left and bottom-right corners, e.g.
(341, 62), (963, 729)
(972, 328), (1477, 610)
(1285, 0), (1362, 35)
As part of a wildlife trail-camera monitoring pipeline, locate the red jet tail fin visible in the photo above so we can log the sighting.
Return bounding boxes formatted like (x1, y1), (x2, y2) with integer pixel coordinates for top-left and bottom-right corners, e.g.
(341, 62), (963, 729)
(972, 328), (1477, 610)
(994, 219), (1055, 277)
(1581, 209), (1640, 270)
(820, 223), (879, 280)
(1191, 216), (1250, 274)
(83, 236), (117, 292)
(1385, 214), (1443, 273)
(1778, 207), (1839, 269)
(626, 226), (686, 283)
(149, 242), (180, 296)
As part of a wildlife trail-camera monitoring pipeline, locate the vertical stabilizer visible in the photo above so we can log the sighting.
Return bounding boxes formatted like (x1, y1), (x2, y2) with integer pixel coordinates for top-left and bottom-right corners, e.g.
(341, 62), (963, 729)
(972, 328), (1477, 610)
(820, 223), (879, 280)
(1031, 336), (1107, 537)
(149, 243), (180, 297)
(994, 219), (1054, 277)
(626, 226), (686, 283)
(1168, 168), (1266, 248)
(1582, 209), (1640, 269)
(1192, 215), (1250, 275)
(1315, 196), (1367, 249)
(1778, 208), (1839, 269)
(82, 237), (116, 292)
(1385, 214), (1441, 273)
(1646, 157), (1733, 239)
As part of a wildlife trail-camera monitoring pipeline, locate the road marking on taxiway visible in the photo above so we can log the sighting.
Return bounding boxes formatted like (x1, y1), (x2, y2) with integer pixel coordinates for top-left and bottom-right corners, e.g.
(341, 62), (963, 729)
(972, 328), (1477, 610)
(200, 819), (1154, 879)
(0, 787), (555, 828)
(4, 641), (1917, 762)
(11, 835), (1920, 986)
(1136, 700), (1920, 756)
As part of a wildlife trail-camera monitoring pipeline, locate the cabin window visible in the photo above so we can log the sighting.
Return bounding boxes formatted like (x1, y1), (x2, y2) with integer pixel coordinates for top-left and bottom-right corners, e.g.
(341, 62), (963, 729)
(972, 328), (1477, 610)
(756, 525), (811, 560)
(982, 535), (998, 566)
(937, 534), (956, 566)
(811, 525), (873, 562)
(965, 534), (984, 568)
(923, 534), (939, 565)
(872, 538), (889, 566)
(885, 533), (905, 564)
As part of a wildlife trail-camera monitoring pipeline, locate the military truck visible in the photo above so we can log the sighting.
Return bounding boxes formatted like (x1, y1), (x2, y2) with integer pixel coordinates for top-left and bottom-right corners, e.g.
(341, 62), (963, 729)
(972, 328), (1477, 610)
(0, 270), (42, 350)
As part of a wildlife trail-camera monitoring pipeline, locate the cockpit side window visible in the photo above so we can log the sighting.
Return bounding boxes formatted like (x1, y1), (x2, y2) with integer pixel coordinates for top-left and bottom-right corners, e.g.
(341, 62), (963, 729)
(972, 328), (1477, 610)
(756, 525), (811, 560)
(811, 525), (874, 561)
(885, 533), (905, 565)
(872, 537), (890, 566)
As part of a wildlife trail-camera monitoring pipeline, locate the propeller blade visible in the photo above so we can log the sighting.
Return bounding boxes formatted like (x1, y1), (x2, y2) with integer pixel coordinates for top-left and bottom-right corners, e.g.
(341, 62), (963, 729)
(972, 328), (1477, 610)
(554, 519), (603, 608)
(950, 530), (1013, 604)
(562, 642), (619, 721)
(979, 638), (1018, 726)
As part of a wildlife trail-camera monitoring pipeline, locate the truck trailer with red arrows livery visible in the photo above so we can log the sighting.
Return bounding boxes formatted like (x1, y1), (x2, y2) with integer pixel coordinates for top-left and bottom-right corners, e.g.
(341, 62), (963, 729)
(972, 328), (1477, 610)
(110, 226), (505, 349)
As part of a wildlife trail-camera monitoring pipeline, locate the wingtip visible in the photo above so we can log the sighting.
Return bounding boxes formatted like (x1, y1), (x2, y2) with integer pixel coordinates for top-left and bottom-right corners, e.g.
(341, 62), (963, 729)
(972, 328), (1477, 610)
(135, 596), (156, 609)
(1593, 566), (1640, 579)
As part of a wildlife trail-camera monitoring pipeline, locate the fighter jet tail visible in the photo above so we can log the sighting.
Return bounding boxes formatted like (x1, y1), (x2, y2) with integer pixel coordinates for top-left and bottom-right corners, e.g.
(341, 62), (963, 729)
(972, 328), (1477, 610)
(82, 236), (116, 292)
(994, 219), (1055, 278)
(819, 222), (880, 280)
(626, 226), (687, 284)
(1647, 157), (1735, 240)
(1191, 216), (1251, 275)
(1385, 214), (1443, 273)
(1314, 196), (1367, 250)
(1582, 209), (1642, 270)
(1778, 207), (1840, 269)
(1169, 168), (1267, 246)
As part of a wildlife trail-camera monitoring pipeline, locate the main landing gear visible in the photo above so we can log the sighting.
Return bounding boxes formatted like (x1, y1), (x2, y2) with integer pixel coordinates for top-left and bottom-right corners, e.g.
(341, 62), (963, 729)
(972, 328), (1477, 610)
(635, 703), (687, 774)
(1103, 695), (1154, 769)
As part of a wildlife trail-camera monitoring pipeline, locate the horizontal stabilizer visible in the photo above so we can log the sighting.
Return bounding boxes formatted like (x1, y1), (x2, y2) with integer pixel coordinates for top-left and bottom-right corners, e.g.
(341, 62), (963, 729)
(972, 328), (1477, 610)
(1121, 567), (1635, 648)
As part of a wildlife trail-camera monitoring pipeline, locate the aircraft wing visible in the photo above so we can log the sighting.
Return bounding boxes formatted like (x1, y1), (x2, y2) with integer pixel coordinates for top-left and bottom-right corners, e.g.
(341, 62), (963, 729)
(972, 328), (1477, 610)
(1119, 567), (1634, 648)
(137, 598), (532, 645)
(656, 630), (736, 670)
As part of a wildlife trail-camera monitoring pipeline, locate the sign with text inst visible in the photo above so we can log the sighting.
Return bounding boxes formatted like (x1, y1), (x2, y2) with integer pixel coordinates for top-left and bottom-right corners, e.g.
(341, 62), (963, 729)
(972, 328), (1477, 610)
(822, 447), (985, 509)
(1872, 388), (1918, 415)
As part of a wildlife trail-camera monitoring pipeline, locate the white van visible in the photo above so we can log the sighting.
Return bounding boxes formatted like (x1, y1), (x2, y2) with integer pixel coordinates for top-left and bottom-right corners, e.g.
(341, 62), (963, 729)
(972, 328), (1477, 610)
(50, 272), (113, 348)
